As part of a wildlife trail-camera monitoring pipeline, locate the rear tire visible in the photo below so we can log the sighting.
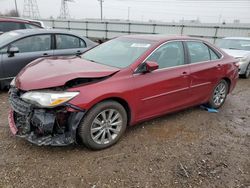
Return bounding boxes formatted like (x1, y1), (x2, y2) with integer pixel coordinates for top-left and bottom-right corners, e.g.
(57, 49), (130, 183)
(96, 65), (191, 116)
(78, 100), (127, 150)
(207, 79), (229, 109)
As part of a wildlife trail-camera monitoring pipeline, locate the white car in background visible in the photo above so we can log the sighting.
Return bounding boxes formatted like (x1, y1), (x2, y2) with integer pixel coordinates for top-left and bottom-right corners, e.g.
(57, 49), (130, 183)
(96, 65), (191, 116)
(217, 37), (250, 78)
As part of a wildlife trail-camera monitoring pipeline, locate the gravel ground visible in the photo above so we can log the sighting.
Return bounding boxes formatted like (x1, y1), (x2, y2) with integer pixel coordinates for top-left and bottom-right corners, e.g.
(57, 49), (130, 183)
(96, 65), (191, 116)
(0, 79), (249, 188)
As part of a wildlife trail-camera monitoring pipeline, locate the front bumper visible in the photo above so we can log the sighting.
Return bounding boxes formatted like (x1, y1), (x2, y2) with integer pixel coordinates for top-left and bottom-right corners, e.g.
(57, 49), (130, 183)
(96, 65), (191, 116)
(8, 88), (85, 146)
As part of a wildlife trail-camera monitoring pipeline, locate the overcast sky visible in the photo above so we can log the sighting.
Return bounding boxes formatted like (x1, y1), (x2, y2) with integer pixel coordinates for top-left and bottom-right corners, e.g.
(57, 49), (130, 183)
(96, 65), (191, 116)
(0, 0), (250, 23)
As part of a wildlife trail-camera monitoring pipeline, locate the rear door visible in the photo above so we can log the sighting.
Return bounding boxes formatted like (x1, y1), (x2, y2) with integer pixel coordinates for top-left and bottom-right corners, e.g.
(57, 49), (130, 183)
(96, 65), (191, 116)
(2, 34), (53, 78)
(185, 41), (222, 104)
(133, 41), (191, 120)
(53, 34), (87, 56)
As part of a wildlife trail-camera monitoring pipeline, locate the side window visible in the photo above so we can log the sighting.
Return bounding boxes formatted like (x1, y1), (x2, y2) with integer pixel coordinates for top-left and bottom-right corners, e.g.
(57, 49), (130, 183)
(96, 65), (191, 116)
(147, 41), (185, 69)
(209, 48), (219, 60)
(24, 23), (41, 29)
(56, 34), (84, 49)
(186, 41), (210, 63)
(0, 47), (8, 54)
(11, 35), (51, 53)
(0, 22), (24, 32)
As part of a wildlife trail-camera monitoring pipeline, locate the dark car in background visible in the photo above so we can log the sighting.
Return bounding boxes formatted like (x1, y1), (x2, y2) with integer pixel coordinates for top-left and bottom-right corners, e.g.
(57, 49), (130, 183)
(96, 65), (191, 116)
(0, 29), (97, 88)
(0, 17), (43, 34)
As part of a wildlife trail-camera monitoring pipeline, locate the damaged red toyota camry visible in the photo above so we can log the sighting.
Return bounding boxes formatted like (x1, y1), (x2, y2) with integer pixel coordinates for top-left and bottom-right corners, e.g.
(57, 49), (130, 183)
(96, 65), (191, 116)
(8, 35), (238, 150)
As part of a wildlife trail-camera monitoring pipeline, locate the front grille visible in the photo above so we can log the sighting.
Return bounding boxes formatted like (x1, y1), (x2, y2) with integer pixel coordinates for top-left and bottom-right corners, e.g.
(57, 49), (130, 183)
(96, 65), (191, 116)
(9, 88), (32, 116)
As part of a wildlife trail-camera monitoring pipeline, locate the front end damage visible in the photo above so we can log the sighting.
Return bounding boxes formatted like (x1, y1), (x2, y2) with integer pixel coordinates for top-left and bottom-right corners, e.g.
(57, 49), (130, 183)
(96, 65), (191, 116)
(8, 88), (85, 146)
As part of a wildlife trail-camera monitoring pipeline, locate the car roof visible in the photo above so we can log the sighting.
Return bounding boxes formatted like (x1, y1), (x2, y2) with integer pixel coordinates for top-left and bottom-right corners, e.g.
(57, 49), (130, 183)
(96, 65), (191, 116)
(120, 34), (201, 43)
(0, 17), (30, 23)
(0, 17), (43, 27)
(223, 37), (250, 40)
(4, 29), (84, 36)
(0, 29), (95, 48)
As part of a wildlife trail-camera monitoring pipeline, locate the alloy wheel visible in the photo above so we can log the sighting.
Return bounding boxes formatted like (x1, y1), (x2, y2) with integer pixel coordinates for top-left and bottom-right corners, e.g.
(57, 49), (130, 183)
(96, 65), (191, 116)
(213, 82), (227, 106)
(90, 109), (123, 145)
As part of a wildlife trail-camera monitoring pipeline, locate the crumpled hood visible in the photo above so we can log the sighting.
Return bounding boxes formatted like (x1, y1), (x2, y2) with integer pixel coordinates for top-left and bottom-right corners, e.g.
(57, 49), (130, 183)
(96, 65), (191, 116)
(222, 48), (250, 58)
(16, 56), (120, 91)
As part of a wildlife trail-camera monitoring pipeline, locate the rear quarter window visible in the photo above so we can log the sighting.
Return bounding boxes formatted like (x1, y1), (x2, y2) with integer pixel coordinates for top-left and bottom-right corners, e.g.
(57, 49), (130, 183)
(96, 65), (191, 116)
(56, 34), (86, 49)
(24, 23), (41, 29)
(186, 41), (220, 63)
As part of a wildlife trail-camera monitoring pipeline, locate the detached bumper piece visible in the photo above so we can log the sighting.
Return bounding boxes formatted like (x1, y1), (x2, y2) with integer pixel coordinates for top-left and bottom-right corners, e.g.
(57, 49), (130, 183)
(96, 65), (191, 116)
(8, 88), (85, 146)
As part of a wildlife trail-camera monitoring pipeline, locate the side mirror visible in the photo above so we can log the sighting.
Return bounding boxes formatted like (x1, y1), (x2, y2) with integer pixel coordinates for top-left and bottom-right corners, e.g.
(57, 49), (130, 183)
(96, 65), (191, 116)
(143, 61), (159, 73)
(7, 46), (19, 57)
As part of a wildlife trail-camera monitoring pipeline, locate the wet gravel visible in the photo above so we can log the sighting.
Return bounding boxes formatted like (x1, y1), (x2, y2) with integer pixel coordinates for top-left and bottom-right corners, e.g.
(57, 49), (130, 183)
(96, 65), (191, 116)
(0, 79), (249, 188)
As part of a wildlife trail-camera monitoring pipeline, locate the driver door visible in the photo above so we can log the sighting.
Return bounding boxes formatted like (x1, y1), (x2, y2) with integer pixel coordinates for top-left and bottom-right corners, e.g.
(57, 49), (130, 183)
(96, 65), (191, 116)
(132, 41), (191, 121)
(2, 34), (52, 79)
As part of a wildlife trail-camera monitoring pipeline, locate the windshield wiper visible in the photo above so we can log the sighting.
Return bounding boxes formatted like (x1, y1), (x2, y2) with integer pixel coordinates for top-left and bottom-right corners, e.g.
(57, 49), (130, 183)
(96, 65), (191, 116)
(228, 47), (241, 50)
(88, 59), (96, 62)
(83, 58), (100, 63)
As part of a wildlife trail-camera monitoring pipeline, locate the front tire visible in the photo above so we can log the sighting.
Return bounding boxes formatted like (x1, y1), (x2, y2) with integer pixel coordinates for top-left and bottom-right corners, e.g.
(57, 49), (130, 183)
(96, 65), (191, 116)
(207, 79), (229, 109)
(78, 100), (127, 150)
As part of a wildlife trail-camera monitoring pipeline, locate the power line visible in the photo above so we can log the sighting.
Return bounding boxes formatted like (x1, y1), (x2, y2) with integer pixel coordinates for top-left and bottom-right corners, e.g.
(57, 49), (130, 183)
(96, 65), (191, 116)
(108, 0), (250, 10)
(116, 0), (250, 2)
(59, 0), (74, 19)
(23, 0), (40, 18)
(103, 5), (250, 20)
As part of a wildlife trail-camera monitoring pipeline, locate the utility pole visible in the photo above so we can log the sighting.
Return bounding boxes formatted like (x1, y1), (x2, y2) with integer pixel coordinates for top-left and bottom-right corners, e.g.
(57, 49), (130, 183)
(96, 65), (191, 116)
(98, 0), (104, 20)
(14, 0), (18, 16)
(127, 7), (130, 21)
(218, 14), (222, 24)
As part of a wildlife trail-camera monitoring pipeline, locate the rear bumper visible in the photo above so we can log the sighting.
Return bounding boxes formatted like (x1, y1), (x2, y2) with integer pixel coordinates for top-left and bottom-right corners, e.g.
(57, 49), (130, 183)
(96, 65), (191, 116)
(8, 88), (85, 146)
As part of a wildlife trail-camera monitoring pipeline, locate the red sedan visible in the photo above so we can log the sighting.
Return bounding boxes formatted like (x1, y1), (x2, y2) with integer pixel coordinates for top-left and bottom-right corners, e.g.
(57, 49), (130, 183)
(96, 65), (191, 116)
(9, 35), (238, 150)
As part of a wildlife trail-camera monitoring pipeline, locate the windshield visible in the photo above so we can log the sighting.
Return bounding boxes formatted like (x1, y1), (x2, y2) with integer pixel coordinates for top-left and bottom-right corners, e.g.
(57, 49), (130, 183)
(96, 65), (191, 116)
(82, 38), (155, 68)
(0, 31), (20, 47)
(217, 39), (250, 51)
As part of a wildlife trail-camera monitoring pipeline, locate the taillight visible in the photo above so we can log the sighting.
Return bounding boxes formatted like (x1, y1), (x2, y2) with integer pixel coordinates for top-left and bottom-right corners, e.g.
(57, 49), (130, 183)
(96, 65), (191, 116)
(233, 60), (240, 73)
(233, 60), (240, 68)
(235, 62), (240, 68)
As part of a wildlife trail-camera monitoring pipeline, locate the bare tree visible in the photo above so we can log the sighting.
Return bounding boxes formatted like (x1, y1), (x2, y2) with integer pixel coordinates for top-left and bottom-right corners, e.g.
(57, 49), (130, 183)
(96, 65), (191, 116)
(0, 9), (19, 17)
(7, 9), (19, 17)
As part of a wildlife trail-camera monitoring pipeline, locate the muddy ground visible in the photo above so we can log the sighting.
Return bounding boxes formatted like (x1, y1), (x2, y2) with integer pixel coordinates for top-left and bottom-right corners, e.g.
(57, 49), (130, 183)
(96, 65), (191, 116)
(0, 80), (249, 188)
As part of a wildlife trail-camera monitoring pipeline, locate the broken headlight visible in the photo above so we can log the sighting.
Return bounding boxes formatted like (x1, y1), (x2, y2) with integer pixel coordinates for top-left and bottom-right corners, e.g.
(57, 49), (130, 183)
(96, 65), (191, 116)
(21, 91), (79, 108)
(10, 77), (16, 87)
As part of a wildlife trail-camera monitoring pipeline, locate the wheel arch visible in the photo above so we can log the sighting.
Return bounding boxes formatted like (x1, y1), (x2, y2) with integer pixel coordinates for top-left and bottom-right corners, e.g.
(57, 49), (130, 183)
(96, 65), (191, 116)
(88, 96), (132, 126)
(221, 77), (231, 94)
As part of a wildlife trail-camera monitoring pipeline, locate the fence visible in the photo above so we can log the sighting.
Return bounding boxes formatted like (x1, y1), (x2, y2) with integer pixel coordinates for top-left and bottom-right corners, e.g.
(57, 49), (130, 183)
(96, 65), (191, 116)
(40, 19), (250, 43)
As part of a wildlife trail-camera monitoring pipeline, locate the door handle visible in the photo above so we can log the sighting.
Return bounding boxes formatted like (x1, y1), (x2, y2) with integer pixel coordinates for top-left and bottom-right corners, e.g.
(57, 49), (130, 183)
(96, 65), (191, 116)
(216, 64), (222, 69)
(76, 50), (81, 55)
(182, 71), (188, 77)
(182, 71), (188, 75)
(42, 53), (49, 57)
